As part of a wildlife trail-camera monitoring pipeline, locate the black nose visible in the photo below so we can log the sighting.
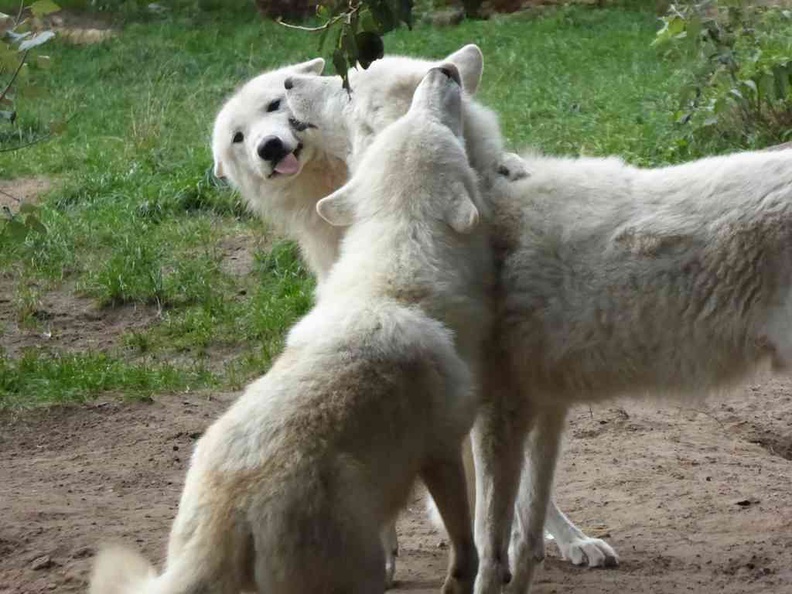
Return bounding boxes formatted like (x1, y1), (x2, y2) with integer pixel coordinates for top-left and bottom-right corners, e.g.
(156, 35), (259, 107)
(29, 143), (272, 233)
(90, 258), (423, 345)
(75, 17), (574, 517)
(257, 136), (288, 162)
(284, 77), (294, 90)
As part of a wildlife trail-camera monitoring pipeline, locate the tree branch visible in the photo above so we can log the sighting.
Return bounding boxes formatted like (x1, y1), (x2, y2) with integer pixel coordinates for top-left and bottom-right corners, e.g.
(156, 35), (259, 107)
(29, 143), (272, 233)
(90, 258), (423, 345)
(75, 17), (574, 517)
(0, 50), (29, 105)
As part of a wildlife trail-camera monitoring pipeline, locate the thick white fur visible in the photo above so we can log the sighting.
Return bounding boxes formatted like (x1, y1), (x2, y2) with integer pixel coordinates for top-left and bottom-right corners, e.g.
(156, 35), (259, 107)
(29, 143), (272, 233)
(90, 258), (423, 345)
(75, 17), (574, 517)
(284, 46), (618, 581)
(91, 67), (488, 594)
(483, 147), (792, 593)
(285, 50), (792, 594)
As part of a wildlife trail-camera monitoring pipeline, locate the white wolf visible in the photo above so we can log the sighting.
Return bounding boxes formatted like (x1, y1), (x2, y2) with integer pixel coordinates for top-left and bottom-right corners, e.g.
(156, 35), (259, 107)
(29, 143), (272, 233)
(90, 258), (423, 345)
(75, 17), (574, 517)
(90, 65), (487, 594)
(284, 50), (792, 594)
(212, 49), (617, 585)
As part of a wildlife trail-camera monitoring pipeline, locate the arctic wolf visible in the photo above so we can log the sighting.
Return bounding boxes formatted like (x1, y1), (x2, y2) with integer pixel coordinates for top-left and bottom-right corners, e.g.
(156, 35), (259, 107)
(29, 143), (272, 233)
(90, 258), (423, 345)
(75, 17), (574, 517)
(212, 50), (617, 585)
(90, 66), (486, 594)
(285, 48), (792, 594)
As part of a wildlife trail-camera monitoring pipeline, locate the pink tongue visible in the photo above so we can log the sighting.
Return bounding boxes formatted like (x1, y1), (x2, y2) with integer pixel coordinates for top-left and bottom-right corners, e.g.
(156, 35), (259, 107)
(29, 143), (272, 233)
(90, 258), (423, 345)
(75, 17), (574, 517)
(274, 152), (300, 175)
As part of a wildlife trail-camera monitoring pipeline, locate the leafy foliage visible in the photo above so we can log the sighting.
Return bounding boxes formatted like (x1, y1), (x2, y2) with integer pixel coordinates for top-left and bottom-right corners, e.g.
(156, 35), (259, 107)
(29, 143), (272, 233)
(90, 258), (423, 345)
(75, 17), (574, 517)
(655, 0), (792, 150)
(1, 1), (60, 129)
(279, 0), (415, 89)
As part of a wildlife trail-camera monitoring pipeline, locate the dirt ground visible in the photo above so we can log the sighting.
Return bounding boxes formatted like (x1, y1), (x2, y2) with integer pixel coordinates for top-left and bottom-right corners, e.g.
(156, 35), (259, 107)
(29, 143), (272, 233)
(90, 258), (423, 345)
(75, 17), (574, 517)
(1, 378), (790, 594)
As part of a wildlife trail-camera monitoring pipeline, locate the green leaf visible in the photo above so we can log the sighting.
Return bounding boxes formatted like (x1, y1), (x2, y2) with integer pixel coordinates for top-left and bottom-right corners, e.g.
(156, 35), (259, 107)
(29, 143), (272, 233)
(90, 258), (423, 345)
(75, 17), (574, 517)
(25, 215), (47, 235)
(370, 1), (395, 33)
(742, 79), (758, 97)
(316, 4), (330, 20)
(341, 24), (358, 65)
(5, 219), (29, 242)
(332, 48), (349, 91)
(0, 42), (18, 69)
(360, 9), (377, 32)
(759, 72), (774, 101)
(317, 25), (331, 53)
(30, 0), (61, 18)
(773, 63), (789, 100)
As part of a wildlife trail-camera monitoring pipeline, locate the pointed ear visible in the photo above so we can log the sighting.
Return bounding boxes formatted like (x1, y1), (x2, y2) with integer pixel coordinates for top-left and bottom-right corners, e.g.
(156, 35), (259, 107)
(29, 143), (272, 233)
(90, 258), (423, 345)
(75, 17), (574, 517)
(213, 156), (226, 179)
(293, 58), (325, 76)
(444, 180), (480, 234)
(316, 183), (356, 226)
(443, 44), (483, 95)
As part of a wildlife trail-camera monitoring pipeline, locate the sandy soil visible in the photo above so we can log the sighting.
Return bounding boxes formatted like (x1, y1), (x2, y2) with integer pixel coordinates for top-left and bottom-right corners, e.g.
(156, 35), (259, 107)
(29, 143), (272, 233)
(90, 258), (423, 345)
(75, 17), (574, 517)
(1, 379), (790, 594)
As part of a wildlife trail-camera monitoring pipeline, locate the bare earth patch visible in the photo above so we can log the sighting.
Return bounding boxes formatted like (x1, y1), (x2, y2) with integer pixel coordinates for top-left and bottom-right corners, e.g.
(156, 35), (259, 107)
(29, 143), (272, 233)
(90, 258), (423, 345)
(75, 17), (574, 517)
(1, 379), (791, 593)
(0, 282), (160, 358)
(0, 177), (51, 215)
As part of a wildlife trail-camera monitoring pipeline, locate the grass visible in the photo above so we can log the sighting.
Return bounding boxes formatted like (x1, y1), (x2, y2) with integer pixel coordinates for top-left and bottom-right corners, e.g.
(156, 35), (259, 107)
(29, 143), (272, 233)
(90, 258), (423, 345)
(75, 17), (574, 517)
(0, 3), (769, 407)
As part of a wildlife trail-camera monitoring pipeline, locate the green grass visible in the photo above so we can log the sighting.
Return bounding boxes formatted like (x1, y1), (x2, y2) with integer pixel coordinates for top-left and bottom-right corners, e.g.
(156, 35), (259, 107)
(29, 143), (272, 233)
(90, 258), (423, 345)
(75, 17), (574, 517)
(0, 4), (768, 407)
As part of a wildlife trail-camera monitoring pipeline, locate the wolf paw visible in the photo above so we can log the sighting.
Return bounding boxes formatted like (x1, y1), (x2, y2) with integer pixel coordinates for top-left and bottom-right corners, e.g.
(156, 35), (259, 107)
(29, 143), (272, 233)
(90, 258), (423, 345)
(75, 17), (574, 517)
(497, 152), (530, 181)
(442, 575), (475, 594)
(474, 560), (511, 594)
(558, 537), (619, 568)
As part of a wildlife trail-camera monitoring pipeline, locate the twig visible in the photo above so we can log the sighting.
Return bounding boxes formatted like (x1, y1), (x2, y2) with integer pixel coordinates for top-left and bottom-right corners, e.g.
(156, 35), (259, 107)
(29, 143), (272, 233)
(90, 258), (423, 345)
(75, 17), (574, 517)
(15, 0), (25, 26)
(0, 50), (29, 105)
(0, 186), (21, 203)
(276, 15), (344, 32)
(276, 1), (359, 32)
(0, 112), (75, 153)
(277, 10), (355, 32)
(0, 128), (54, 153)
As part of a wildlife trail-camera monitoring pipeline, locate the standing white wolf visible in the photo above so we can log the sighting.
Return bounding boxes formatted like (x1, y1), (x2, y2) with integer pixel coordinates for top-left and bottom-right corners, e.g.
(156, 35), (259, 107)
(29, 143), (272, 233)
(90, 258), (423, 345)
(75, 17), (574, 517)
(90, 65), (487, 594)
(211, 47), (617, 586)
(284, 49), (792, 594)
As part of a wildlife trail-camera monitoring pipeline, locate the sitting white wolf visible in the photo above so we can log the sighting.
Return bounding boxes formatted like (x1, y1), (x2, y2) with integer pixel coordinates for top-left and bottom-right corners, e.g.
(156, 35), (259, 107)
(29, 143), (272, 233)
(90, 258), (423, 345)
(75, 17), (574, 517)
(211, 48), (618, 587)
(284, 49), (792, 594)
(90, 66), (487, 594)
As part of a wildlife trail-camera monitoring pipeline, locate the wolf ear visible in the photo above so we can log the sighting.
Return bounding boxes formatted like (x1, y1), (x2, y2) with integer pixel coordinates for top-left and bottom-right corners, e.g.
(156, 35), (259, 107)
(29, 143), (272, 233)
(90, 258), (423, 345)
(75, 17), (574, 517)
(443, 45), (483, 95)
(444, 180), (480, 234)
(293, 58), (325, 76)
(316, 183), (356, 226)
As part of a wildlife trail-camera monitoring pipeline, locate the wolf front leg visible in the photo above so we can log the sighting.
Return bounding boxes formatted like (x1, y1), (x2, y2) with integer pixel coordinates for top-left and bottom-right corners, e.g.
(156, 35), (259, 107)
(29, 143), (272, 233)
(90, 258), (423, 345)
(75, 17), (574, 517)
(472, 366), (533, 594)
(422, 454), (479, 594)
(544, 499), (618, 568)
(381, 521), (399, 588)
(507, 406), (567, 594)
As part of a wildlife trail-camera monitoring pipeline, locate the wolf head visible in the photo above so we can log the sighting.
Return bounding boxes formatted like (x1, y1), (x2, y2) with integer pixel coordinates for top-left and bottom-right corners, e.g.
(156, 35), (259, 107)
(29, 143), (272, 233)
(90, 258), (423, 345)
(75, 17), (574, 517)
(283, 45), (484, 170)
(315, 65), (481, 236)
(211, 58), (325, 189)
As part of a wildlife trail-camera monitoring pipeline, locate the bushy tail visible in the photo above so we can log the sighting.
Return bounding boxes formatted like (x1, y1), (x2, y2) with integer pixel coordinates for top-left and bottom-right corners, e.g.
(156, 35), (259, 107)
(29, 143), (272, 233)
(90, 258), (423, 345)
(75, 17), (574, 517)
(89, 544), (157, 594)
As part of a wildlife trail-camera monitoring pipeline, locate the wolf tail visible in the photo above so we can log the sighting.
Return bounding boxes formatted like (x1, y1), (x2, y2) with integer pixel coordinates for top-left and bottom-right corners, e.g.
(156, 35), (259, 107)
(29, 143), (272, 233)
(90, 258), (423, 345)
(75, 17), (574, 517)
(89, 545), (158, 594)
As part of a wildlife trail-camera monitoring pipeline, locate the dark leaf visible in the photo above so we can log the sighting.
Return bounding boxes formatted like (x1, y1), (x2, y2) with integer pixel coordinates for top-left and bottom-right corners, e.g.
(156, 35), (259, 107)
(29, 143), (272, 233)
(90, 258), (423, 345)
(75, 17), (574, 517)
(398, 0), (413, 28)
(341, 24), (358, 65)
(332, 48), (349, 90)
(356, 31), (384, 69)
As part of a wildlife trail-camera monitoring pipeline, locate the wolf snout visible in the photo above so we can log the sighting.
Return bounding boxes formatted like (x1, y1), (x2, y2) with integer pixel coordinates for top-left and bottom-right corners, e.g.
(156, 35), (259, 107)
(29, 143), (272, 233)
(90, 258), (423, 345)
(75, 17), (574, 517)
(257, 136), (289, 163)
(284, 77), (294, 90)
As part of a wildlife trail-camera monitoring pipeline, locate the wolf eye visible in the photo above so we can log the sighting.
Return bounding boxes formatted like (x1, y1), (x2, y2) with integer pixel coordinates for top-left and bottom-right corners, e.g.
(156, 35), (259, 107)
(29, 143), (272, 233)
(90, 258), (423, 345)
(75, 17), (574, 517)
(232, 131), (244, 143)
(266, 99), (281, 113)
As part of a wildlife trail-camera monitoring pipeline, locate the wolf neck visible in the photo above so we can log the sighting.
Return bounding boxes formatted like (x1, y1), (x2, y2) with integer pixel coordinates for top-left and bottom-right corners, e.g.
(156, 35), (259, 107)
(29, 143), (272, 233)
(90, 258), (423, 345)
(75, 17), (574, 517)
(462, 98), (504, 184)
(321, 215), (486, 317)
(260, 153), (348, 282)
